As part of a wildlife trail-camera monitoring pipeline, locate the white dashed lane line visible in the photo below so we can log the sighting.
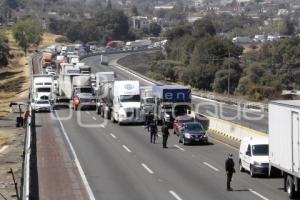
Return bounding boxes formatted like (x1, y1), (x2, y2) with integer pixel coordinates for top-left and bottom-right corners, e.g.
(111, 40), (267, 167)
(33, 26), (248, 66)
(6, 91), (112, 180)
(141, 163), (154, 174)
(86, 111), (90, 115)
(169, 190), (183, 200)
(110, 133), (117, 139)
(173, 145), (185, 151)
(122, 145), (132, 153)
(203, 162), (220, 172)
(249, 189), (269, 200)
(92, 116), (97, 120)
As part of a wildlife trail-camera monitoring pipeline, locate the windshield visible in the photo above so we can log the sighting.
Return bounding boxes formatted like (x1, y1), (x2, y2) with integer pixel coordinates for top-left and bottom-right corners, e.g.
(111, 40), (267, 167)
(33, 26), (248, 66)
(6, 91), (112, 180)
(185, 123), (204, 132)
(37, 88), (51, 92)
(75, 88), (92, 94)
(252, 144), (269, 156)
(120, 95), (140, 102)
(36, 101), (49, 104)
(145, 98), (154, 104)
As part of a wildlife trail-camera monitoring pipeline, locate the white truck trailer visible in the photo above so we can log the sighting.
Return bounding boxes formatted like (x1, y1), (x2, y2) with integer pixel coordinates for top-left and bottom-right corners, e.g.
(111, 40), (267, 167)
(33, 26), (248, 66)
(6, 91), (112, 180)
(269, 100), (300, 199)
(100, 54), (109, 65)
(97, 80), (143, 124)
(32, 75), (54, 101)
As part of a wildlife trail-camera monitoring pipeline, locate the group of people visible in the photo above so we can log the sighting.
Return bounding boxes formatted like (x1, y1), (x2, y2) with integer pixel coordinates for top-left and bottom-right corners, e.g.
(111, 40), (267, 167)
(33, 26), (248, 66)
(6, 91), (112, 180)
(145, 114), (170, 148)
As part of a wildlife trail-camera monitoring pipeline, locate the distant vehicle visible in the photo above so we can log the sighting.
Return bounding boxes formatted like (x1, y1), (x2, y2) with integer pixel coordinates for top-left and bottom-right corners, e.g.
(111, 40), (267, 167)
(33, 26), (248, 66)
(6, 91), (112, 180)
(253, 35), (266, 43)
(101, 55), (109, 65)
(32, 75), (54, 101)
(178, 122), (208, 145)
(232, 36), (252, 44)
(106, 40), (125, 48)
(268, 100), (300, 198)
(173, 115), (194, 136)
(239, 137), (269, 177)
(125, 40), (152, 50)
(45, 66), (53, 73)
(140, 86), (154, 115)
(32, 100), (51, 112)
(42, 52), (52, 68)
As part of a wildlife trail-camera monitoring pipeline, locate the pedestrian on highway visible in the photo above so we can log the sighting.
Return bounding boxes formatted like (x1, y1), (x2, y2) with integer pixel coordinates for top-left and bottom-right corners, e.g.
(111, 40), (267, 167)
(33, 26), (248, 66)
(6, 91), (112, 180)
(161, 124), (170, 148)
(145, 112), (153, 130)
(225, 153), (235, 191)
(149, 121), (158, 144)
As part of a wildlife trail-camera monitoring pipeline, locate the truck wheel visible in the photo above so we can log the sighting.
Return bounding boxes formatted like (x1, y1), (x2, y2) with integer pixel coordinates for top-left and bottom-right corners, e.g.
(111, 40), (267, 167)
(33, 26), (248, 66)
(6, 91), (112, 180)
(286, 175), (295, 199)
(250, 165), (255, 177)
(239, 160), (244, 172)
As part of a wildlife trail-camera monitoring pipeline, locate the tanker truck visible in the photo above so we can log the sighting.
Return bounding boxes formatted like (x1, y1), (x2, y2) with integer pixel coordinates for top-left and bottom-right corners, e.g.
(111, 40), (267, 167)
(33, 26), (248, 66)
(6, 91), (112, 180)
(96, 79), (144, 124)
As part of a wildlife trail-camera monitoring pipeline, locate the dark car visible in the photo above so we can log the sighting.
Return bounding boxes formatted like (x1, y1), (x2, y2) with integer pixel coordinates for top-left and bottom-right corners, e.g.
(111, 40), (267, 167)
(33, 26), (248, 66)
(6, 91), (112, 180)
(173, 115), (194, 135)
(179, 122), (208, 145)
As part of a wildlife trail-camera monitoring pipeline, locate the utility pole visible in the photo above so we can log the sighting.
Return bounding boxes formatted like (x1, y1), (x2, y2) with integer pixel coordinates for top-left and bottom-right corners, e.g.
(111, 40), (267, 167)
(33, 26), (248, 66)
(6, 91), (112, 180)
(228, 49), (231, 96)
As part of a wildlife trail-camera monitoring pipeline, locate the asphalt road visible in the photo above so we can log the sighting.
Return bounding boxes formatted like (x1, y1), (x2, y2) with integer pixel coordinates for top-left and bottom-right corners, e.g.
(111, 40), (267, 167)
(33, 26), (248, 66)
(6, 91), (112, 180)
(46, 54), (289, 200)
(83, 54), (268, 133)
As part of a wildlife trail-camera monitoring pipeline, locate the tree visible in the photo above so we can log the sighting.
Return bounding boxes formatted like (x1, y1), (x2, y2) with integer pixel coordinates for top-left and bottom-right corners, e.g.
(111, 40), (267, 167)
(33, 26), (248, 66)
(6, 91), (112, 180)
(13, 19), (43, 55)
(131, 5), (139, 16)
(0, 31), (9, 67)
(149, 23), (161, 37)
(193, 18), (216, 38)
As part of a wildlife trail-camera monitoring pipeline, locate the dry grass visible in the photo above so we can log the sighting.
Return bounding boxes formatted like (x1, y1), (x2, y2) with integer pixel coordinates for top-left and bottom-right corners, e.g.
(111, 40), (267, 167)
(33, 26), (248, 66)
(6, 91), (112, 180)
(0, 136), (9, 146)
(0, 30), (62, 117)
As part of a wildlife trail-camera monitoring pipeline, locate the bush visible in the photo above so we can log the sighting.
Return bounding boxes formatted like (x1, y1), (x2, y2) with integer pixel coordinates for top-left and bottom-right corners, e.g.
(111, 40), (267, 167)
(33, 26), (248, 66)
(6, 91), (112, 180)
(55, 36), (70, 43)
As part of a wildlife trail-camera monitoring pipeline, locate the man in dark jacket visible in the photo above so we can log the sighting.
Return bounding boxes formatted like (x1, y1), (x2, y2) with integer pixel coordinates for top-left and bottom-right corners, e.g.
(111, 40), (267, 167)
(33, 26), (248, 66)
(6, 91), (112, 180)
(149, 121), (158, 144)
(225, 153), (235, 191)
(161, 124), (169, 148)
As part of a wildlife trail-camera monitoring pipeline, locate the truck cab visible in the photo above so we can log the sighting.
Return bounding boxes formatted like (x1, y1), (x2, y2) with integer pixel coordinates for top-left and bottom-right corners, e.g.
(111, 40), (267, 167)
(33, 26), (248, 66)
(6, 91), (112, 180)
(239, 137), (269, 177)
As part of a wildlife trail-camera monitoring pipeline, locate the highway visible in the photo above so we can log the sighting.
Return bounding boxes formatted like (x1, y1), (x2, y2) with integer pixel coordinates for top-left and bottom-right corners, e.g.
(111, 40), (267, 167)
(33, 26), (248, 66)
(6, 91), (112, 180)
(47, 54), (287, 200)
(85, 54), (268, 133)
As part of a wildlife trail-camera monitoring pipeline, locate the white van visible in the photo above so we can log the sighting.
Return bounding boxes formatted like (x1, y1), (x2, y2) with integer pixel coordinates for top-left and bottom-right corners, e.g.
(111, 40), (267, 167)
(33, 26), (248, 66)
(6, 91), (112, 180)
(239, 137), (269, 177)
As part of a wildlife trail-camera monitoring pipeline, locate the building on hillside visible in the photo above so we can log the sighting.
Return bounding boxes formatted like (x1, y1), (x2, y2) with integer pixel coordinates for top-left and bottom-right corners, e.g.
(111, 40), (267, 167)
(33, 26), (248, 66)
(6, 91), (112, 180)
(132, 16), (150, 29)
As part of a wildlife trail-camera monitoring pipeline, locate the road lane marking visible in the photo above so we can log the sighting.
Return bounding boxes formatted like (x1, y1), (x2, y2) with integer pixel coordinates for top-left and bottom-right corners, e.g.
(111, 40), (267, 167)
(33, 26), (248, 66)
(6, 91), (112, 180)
(141, 163), (154, 174)
(0, 145), (8, 153)
(249, 189), (269, 200)
(203, 162), (220, 172)
(86, 111), (90, 115)
(100, 124), (105, 128)
(173, 145), (185, 151)
(92, 116), (97, 120)
(110, 133), (117, 139)
(55, 110), (96, 200)
(169, 190), (183, 200)
(122, 145), (132, 153)
(157, 134), (162, 137)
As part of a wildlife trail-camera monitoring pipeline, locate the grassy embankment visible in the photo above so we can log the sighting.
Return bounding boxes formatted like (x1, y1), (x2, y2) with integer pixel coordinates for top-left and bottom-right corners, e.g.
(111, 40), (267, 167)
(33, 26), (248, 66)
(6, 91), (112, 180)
(0, 31), (61, 117)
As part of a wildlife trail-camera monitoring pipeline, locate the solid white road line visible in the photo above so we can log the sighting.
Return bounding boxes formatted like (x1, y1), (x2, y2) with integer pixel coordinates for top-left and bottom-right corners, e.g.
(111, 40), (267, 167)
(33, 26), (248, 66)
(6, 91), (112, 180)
(0, 145), (8, 153)
(141, 163), (154, 174)
(92, 116), (97, 120)
(203, 162), (220, 172)
(110, 133), (117, 139)
(173, 145), (185, 151)
(249, 189), (269, 200)
(122, 145), (132, 153)
(169, 190), (183, 200)
(55, 110), (96, 200)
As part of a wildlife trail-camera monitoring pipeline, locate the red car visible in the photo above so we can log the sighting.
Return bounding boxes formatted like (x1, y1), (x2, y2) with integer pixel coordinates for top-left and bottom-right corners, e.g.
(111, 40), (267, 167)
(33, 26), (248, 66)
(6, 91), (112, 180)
(173, 115), (194, 135)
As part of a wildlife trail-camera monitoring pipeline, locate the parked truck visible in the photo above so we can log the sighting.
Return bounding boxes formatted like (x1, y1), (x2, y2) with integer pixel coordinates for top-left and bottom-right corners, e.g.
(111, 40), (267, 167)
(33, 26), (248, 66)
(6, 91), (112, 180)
(96, 80), (143, 124)
(32, 75), (54, 101)
(152, 85), (192, 127)
(140, 86), (155, 116)
(269, 100), (300, 199)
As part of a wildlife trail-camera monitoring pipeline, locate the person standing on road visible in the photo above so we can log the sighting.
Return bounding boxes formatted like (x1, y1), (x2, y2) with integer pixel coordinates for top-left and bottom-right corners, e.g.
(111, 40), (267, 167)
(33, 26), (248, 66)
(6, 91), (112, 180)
(225, 153), (235, 191)
(149, 121), (158, 144)
(161, 124), (170, 148)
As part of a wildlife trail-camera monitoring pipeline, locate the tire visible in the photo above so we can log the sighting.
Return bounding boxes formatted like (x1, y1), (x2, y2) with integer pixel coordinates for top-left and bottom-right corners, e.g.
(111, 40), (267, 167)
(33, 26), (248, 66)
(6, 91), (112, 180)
(239, 160), (245, 172)
(250, 165), (255, 177)
(286, 175), (295, 199)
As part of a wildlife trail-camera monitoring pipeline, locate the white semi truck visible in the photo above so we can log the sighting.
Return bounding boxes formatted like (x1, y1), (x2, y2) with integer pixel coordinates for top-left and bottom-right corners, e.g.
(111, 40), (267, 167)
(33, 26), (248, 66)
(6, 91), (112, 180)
(32, 75), (54, 101)
(96, 80), (143, 124)
(269, 100), (300, 199)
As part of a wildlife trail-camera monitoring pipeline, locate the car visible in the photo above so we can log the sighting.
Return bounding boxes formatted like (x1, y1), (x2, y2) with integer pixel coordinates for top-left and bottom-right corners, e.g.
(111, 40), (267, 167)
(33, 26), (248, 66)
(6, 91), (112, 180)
(45, 66), (53, 73)
(32, 100), (51, 112)
(173, 115), (194, 135)
(239, 137), (269, 177)
(178, 122), (208, 145)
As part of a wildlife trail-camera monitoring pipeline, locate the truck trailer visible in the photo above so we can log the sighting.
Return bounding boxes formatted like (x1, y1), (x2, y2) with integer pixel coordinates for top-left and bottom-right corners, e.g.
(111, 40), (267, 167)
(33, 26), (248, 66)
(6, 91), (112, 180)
(152, 85), (192, 127)
(269, 100), (300, 199)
